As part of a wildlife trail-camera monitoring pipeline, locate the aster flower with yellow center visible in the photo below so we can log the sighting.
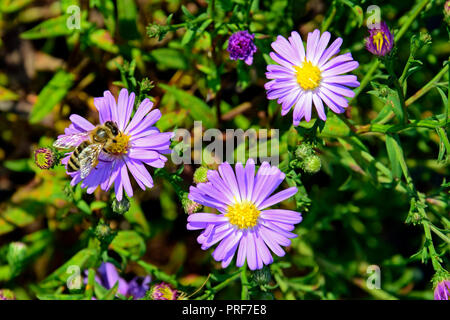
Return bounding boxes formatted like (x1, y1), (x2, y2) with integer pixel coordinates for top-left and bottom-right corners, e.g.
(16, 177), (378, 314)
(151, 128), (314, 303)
(365, 21), (394, 56)
(265, 29), (360, 125)
(187, 159), (301, 270)
(57, 89), (173, 201)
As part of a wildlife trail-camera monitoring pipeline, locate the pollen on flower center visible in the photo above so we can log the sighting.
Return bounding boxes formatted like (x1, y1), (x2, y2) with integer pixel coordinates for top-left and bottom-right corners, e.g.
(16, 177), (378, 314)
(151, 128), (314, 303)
(108, 133), (130, 155)
(294, 61), (322, 90)
(225, 201), (260, 229)
(372, 31), (389, 52)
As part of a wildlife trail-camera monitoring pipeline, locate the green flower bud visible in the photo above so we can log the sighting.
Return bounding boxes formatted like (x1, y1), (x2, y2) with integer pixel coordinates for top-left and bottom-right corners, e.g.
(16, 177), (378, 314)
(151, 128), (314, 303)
(181, 193), (203, 215)
(295, 143), (313, 160)
(193, 166), (209, 184)
(95, 223), (112, 240)
(146, 24), (170, 41)
(0, 289), (16, 300)
(251, 266), (272, 286)
(7, 242), (27, 268)
(112, 197), (130, 215)
(302, 155), (321, 174)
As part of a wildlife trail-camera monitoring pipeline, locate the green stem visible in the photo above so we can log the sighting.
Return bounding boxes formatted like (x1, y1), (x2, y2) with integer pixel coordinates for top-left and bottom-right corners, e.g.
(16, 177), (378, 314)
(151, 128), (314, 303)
(241, 264), (249, 300)
(422, 220), (443, 271)
(385, 58), (409, 124)
(352, 60), (380, 102)
(196, 271), (242, 300)
(321, 1), (337, 32)
(429, 223), (450, 245)
(137, 260), (178, 287)
(405, 64), (449, 107)
(394, 0), (431, 42)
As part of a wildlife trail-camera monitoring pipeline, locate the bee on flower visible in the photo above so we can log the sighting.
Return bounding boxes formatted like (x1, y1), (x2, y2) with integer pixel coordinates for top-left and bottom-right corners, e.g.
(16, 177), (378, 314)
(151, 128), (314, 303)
(53, 89), (173, 201)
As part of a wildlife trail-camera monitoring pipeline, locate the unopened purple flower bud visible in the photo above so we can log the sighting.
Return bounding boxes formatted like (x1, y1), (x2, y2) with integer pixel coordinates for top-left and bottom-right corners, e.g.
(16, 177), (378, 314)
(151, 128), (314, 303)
(34, 147), (56, 169)
(227, 30), (257, 65)
(148, 282), (178, 300)
(365, 21), (394, 56)
(434, 279), (450, 300)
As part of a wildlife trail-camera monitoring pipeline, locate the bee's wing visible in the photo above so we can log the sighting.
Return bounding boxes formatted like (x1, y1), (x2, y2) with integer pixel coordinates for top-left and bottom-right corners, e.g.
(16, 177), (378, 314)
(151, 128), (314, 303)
(78, 144), (103, 179)
(53, 132), (90, 149)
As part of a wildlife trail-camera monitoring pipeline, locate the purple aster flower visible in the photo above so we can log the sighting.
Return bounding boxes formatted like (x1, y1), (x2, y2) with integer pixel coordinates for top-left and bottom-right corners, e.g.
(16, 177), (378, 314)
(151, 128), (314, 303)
(89, 262), (151, 299)
(187, 159), (301, 270)
(434, 280), (450, 300)
(227, 30), (257, 65)
(54, 89), (173, 201)
(365, 21), (394, 56)
(265, 29), (360, 124)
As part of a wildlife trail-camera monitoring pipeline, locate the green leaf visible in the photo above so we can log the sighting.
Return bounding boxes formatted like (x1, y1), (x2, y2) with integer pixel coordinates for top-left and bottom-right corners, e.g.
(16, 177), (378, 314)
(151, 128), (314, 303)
(20, 16), (75, 39)
(181, 28), (196, 46)
(385, 134), (403, 180)
(156, 110), (188, 131)
(0, 0), (33, 13)
(0, 206), (37, 235)
(0, 85), (19, 101)
(39, 248), (99, 288)
(149, 48), (188, 70)
(124, 198), (150, 237)
(90, 0), (115, 34)
(87, 29), (118, 53)
(3, 158), (33, 172)
(116, 0), (139, 40)
(100, 281), (119, 300)
(298, 114), (351, 138)
(29, 70), (75, 124)
(110, 230), (146, 260)
(36, 293), (85, 300)
(159, 83), (217, 128)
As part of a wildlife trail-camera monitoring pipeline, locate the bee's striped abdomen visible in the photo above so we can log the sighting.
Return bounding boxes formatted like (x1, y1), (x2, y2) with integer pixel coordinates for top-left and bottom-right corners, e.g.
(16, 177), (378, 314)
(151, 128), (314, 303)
(68, 141), (89, 172)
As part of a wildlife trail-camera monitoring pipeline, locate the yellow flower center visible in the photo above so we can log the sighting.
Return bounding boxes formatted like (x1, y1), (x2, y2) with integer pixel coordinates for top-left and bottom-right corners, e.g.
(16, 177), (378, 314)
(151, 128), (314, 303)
(108, 133), (130, 155)
(294, 61), (322, 91)
(225, 201), (260, 229)
(372, 31), (389, 52)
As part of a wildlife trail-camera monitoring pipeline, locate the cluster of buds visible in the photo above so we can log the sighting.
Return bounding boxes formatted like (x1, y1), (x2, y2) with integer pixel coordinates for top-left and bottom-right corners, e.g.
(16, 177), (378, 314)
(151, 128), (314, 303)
(146, 23), (170, 41)
(291, 143), (322, 175)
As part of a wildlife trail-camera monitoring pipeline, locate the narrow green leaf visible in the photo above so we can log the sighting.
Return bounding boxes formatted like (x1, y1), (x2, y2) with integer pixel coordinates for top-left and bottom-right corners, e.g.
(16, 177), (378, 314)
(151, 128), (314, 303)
(149, 48), (188, 70)
(385, 134), (402, 180)
(37, 293), (85, 300)
(159, 83), (216, 128)
(29, 70), (75, 124)
(116, 0), (139, 40)
(0, 85), (19, 101)
(20, 16), (75, 39)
